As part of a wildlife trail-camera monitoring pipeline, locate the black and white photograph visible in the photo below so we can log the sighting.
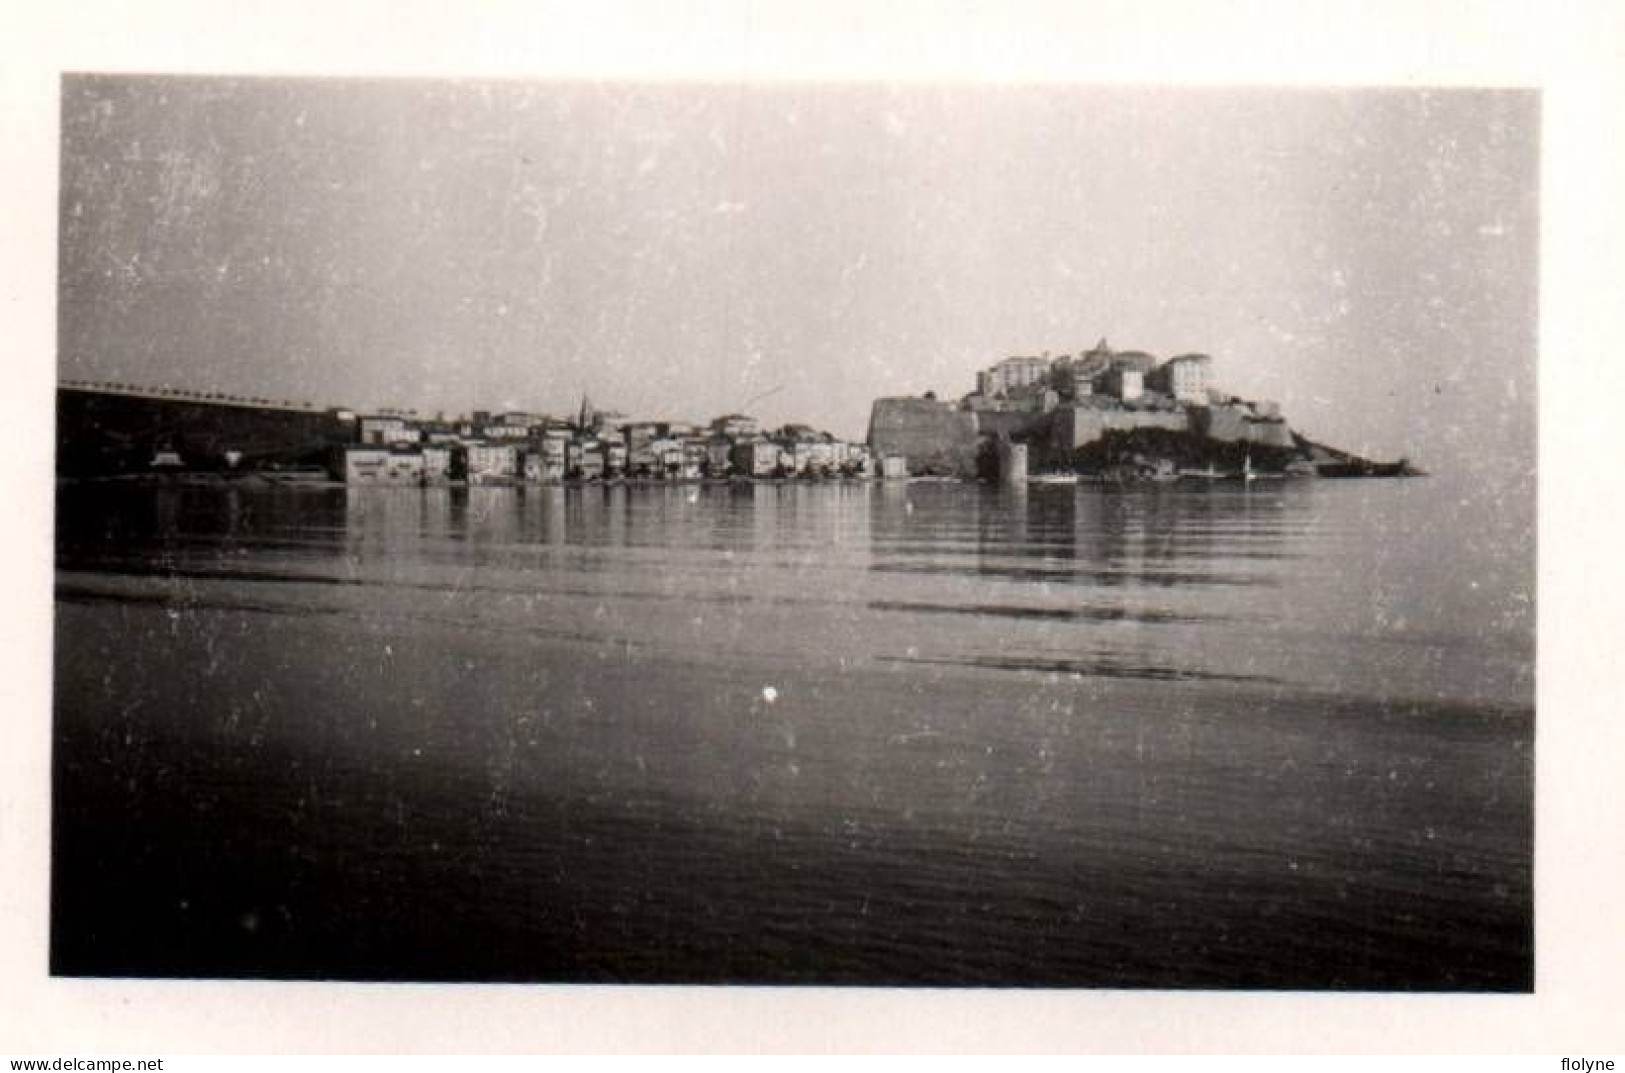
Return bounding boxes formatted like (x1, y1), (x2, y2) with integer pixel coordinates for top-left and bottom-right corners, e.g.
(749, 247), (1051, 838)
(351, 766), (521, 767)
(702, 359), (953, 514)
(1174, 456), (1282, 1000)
(46, 72), (1540, 994)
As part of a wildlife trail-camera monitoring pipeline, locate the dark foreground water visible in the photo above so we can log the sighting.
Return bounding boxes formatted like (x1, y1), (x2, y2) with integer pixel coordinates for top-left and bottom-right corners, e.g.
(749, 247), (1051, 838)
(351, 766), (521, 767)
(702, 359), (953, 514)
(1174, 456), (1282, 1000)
(52, 477), (1533, 988)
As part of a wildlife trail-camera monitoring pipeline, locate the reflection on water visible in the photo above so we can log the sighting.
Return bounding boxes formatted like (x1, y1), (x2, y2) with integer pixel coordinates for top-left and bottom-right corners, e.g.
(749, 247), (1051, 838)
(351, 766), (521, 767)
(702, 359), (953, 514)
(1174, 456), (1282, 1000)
(53, 479), (1533, 987)
(57, 479), (1531, 705)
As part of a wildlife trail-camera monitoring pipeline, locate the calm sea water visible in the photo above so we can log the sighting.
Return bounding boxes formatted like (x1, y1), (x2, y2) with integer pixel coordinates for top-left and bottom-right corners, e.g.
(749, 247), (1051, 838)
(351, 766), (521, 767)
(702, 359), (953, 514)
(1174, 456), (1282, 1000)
(53, 476), (1533, 988)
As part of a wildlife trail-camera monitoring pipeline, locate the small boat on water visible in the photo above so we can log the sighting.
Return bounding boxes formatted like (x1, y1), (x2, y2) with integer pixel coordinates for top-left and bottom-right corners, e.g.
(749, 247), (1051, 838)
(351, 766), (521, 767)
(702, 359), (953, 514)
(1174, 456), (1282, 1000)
(1027, 473), (1080, 485)
(1284, 459), (1319, 479)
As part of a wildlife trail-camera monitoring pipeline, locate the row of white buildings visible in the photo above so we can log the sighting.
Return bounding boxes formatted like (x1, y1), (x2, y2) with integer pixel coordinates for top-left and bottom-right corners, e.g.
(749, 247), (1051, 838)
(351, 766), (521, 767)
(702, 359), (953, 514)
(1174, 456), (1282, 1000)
(334, 409), (875, 486)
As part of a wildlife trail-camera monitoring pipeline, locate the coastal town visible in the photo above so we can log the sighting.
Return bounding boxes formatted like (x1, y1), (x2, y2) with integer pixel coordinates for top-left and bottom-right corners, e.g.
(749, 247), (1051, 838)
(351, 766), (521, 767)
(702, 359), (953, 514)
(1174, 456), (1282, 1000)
(337, 405), (879, 486)
(54, 379), (885, 485)
(56, 342), (1414, 485)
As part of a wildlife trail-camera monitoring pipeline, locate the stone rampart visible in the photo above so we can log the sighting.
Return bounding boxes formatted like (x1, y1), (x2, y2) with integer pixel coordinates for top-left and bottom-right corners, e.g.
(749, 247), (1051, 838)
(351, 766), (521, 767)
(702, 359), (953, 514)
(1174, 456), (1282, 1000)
(973, 410), (1052, 441)
(867, 397), (980, 476)
(1051, 408), (1192, 451)
(1194, 406), (1294, 448)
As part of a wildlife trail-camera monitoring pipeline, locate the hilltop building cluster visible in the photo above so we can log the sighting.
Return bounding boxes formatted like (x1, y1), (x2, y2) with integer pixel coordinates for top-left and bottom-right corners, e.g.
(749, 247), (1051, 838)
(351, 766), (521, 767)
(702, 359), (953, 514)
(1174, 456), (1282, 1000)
(969, 344), (1213, 410)
(867, 340), (1293, 476)
(337, 405), (873, 486)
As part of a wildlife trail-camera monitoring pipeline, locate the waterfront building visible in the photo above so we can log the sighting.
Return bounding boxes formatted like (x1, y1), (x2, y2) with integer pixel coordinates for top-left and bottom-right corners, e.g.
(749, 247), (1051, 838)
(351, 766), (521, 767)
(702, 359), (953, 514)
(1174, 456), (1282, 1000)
(539, 432), (568, 481)
(787, 441), (817, 474)
(623, 421), (662, 461)
(646, 438), (685, 478)
(522, 443), (570, 483)
(579, 447), (605, 481)
(679, 441), (706, 480)
(566, 440), (605, 480)
(732, 438), (780, 478)
(829, 442), (871, 474)
(421, 445), (454, 484)
(705, 437), (734, 477)
(710, 414), (758, 438)
(627, 446), (658, 479)
(358, 415), (421, 446)
(603, 442), (626, 478)
(809, 441), (840, 474)
(336, 445), (425, 485)
(466, 442), (519, 484)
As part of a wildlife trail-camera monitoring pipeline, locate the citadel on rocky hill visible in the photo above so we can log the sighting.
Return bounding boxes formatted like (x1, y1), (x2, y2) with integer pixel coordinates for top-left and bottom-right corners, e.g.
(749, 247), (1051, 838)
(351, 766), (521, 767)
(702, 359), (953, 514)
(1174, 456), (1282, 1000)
(867, 339), (1300, 477)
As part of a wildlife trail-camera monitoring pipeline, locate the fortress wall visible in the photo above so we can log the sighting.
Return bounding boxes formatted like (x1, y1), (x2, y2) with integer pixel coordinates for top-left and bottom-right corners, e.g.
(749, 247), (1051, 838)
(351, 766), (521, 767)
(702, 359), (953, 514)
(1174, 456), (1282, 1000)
(1054, 408), (1191, 450)
(1199, 407), (1247, 442)
(866, 398), (980, 476)
(1245, 419), (1294, 448)
(973, 410), (1051, 441)
(1196, 406), (1294, 448)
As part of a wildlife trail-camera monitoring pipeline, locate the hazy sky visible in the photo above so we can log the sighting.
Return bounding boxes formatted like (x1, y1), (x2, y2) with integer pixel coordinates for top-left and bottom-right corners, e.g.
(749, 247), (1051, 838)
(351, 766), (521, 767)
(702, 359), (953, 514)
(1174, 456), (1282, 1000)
(59, 77), (1536, 467)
